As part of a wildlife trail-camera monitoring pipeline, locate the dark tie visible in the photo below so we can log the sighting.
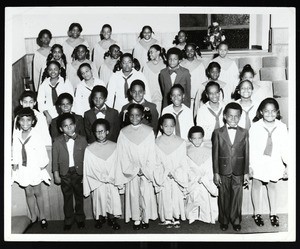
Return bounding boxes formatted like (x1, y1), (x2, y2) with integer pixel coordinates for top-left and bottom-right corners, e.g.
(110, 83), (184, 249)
(228, 126), (237, 130)
(168, 68), (178, 75)
(243, 105), (254, 130)
(19, 136), (31, 167)
(173, 110), (183, 137)
(207, 107), (223, 130)
(123, 74), (133, 98)
(94, 107), (106, 116)
(50, 83), (60, 114)
(64, 133), (77, 142)
(263, 127), (277, 156)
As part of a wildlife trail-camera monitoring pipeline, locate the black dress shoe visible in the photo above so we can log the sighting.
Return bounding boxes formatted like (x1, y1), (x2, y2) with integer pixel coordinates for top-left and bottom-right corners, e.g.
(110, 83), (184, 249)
(270, 215), (279, 227)
(141, 222), (149, 229)
(253, 214), (264, 227)
(63, 224), (72, 231)
(107, 218), (113, 227)
(220, 224), (228, 231)
(112, 219), (121, 230)
(99, 215), (106, 224)
(40, 219), (48, 230)
(95, 220), (102, 229)
(133, 223), (141, 230)
(233, 224), (241, 231)
(77, 221), (85, 229)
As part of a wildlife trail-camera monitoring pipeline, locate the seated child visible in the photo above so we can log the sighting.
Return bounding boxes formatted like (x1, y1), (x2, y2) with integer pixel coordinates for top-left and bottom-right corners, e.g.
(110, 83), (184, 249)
(84, 85), (120, 144)
(52, 113), (88, 231)
(185, 126), (218, 224)
(83, 119), (122, 230)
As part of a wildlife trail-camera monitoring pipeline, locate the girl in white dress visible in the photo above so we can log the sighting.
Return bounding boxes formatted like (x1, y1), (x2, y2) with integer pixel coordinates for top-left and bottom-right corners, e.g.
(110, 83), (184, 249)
(115, 104), (158, 230)
(173, 30), (188, 51)
(33, 29), (52, 92)
(154, 113), (189, 228)
(249, 98), (288, 228)
(142, 44), (166, 114)
(46, 44), (67, 71)
(92, 24), (120, 72)
(12, 108), (51, 229)
(62, 23), (89, 64)
(133, 25), (159, 68)
(83, 118), (122, 230)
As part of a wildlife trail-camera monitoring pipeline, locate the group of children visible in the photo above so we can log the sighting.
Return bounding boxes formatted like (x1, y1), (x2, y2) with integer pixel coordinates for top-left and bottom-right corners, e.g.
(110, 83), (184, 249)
(11, 23), (288, 233)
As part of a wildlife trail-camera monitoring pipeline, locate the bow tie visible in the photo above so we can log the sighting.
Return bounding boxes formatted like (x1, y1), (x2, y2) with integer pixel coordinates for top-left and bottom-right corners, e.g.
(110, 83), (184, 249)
(228, 126), (237, 130)
(94, 107), (106, 116)
(168, 68), (179, 75)
(64, 134), (77, 142)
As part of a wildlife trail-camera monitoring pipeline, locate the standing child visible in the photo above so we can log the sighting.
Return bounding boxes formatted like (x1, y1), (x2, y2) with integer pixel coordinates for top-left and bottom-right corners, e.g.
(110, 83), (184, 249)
(161, 84), (194, 140)
(66, 44), (99, 91)
(119, 80), (159, 135)
(154, 113), (189, 228)
(92, 24), (119, 72)
(159, 47), (191, 109)
(33, 29), (52, 91)
(37, 61), (73, 125)
(196, 81), (225, 142)
(133, 25), (159, 68)
(180, 43), (207, 109)
(73, 63), (105, 116)
(232, 80), (259, 130)
(12, 108), (51, 229)
(83, 119), (122, 230)
(46, 44), (67, 70)
(84, 85), (120, 144)
(185, 126), (218, 224)
(50, 93), (85, 140)
(115, 104), (158, 230)
(212, 102), (249, 232)
(52, 113), (88, 231)
(142, 44), (166, 114)
(99, 44), (122, 85)
(106, 53), (151, 112)
(249, 98), (288, 227)
(211, 41), (239, 94)
(62, 23), (89, 64)
(173, 30), (188, 50)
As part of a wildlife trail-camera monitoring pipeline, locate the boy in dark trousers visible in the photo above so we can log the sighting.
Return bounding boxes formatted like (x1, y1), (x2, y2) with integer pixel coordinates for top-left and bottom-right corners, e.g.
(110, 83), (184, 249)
(52, 113), (88, 231)
(212, 102), (249, 232)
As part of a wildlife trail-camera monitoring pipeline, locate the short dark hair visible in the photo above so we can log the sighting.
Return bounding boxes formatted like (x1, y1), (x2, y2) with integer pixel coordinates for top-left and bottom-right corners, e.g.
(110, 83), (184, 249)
(223, 102), (242, 116)
(68, 23), (83, 33)
(92, 118), (111, 133)
(15, 107), (37, 130)
(91, 85), (108, 99)
(127, 103), (144, 114)
(36, 29), (52, 47)
(159, 113), (176, 126)
(57, 113), (76, 128)
(188, 126), (205, 139)
(55, 93), (73, 106)
(130, 80), (145, 91)
(19, 90), (37, 102)
(170, 84), (185, 95)
(166, 47), (183, 60)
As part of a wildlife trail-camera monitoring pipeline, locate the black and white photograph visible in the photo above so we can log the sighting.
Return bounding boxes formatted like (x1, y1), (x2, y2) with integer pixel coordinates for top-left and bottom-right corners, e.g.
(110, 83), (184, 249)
(4, 6), (296, 242)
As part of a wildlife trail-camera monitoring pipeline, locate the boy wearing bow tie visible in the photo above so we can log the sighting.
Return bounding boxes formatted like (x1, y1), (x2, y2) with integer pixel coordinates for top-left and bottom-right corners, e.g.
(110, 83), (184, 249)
(159, 47), (191, 109)
(52, 113), (88, 231)
(212, 102), (249, 232)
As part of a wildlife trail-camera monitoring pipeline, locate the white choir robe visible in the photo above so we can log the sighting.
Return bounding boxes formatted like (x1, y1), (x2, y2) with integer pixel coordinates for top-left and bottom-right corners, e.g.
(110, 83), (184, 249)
(133, 38), (159, 68)
(33, 49), (50, 91)
(99, 57), (118, 86)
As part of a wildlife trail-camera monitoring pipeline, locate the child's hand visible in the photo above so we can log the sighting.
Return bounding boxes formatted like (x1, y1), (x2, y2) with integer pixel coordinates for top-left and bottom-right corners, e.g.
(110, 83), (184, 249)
(243, 174), (250, 189)
(12, 164), (19, 171)
(53, 172), (61, 185)
(213, 173), (221, 187)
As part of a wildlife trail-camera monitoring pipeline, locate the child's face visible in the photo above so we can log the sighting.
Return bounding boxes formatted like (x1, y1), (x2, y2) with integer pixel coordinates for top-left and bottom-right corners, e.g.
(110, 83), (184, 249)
(206, 85), (220, 103)
(185, 45), (195, 59)
(76, 46), (87, 61)
(52, 47), (63, 61)
(168, 54), (180, 69)
(40, 33), (51, 46)
(209, 67), (220, 80)
(129, 108), (143, 126)
(121, 56), (133, 73)
(92, 92), (106, 109)
(260, 103), (278, 123)
(19, 116), (34, 132)
(142, 28), (152, 40)
(161, 118), (175, 136)
(20, 97), (36, 109)
(130, 85), (145, 103)
(189, 132), (204, 147)
(111, 46), (120, 60)
(224, 108), (241, 127)
(94, 124), (109, 143)
(149, 47), (159, 61)
(70, 26), (81, 39)
(60, 118), (76, 136)
(242, 72), (254, 82)
(218, 44), (228, 58)
(59, 98), (72, 113)
(47, 63), (60, 79)
(80, 65), (93, 81)
(170, 88), (184, 107)
(178, 32), (187, 43)
(238, 81), (253, 99)
(102, 27), (111, 40)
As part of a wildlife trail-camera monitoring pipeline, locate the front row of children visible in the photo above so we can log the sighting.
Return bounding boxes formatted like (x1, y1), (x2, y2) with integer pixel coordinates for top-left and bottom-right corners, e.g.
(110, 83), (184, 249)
(12, 97), (288, 232)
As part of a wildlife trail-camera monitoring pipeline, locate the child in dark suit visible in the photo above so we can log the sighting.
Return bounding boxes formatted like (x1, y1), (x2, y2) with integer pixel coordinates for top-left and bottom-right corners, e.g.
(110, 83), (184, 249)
(50, 93), (85, 140)
(119, 79), (159, 136)
(212, 102), (249, 232)
(84, 85), (120, 144)
(159, 47), (191, 109)
(52, 113), (88, 231)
